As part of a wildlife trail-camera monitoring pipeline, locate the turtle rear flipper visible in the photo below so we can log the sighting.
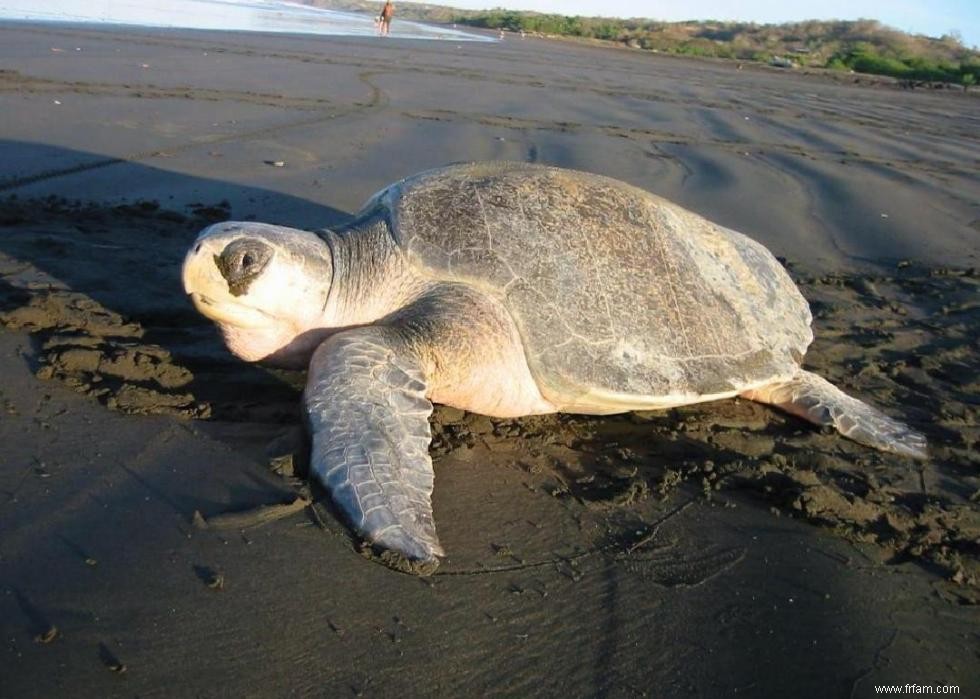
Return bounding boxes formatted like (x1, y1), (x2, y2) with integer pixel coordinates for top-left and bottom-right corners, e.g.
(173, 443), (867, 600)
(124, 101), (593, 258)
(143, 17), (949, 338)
(742, 370), (927, 459)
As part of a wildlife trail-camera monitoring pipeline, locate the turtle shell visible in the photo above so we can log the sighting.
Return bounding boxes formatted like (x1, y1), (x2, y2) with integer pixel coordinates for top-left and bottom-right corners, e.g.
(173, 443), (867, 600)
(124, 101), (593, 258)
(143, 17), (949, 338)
(376, 162), (812, 411)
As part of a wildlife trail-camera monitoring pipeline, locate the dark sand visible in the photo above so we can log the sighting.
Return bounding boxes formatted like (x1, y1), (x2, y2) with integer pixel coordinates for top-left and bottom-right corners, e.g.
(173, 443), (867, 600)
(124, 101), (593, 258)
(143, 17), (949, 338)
(1, 22), (978, 697)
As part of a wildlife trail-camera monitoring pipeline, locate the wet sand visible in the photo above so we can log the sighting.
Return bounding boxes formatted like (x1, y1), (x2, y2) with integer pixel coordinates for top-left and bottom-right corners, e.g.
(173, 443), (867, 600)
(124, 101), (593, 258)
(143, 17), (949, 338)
(1, 22), (978, 697)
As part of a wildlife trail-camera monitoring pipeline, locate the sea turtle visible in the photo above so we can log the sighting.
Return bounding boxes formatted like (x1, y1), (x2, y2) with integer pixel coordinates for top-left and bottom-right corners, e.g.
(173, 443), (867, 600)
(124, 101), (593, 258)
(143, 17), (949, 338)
(182, 161), (926, 564)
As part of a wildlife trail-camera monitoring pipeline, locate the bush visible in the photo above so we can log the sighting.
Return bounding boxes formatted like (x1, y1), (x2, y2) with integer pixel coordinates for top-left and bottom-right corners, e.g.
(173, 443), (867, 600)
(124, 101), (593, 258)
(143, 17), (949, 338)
(849, 52), (910, 77)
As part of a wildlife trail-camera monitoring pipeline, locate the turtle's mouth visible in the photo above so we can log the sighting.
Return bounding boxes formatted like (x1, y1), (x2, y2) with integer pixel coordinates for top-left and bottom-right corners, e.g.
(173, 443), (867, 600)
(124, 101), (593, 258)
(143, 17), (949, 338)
(188, 292), (272, 329)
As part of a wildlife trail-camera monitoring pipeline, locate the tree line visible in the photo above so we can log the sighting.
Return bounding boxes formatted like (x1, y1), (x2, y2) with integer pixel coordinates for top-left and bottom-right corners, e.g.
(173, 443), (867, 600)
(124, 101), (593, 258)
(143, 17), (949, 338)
(461, 12), (978, 86)
(302, 2), (979, 87)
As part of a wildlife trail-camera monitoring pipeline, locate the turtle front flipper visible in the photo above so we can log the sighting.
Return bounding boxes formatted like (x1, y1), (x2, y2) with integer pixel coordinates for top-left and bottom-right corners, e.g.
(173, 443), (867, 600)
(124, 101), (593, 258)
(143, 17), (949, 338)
(305, 328), (443, 564)
(741, 370), (927, 459)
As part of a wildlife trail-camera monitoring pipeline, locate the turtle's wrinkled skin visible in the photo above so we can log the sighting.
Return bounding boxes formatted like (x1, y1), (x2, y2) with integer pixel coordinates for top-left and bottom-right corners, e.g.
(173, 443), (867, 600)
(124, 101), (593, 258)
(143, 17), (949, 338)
(182, 162), (926, 568)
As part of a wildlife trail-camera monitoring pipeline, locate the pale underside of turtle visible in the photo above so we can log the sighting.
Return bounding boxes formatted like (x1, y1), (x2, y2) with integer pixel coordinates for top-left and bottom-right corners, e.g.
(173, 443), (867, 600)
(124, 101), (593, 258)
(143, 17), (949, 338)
(181, 161), (927, 567)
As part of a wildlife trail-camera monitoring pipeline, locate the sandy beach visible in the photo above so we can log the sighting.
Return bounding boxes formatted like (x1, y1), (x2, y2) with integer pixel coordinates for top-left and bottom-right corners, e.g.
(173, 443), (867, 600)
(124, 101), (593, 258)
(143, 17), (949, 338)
(1, 21), (978, 697)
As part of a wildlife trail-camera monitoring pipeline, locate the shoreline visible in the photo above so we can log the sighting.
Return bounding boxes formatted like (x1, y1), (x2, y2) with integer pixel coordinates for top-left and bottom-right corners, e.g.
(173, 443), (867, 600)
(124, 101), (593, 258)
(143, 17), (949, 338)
(0, 6), (494, 42)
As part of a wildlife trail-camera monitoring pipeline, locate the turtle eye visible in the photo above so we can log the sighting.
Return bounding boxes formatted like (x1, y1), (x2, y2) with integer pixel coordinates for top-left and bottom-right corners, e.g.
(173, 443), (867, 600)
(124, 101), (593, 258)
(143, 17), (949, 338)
(214, 239), (273, 297)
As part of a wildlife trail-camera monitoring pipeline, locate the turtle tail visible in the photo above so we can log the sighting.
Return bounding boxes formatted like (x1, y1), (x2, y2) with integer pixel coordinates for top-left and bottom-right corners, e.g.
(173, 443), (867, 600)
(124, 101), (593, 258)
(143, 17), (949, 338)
(741, 369), (927, 459)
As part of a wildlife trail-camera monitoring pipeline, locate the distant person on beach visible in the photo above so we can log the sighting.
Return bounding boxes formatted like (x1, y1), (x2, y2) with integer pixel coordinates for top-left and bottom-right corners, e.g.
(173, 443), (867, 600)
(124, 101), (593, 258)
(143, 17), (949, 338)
(378, 1), (394, 37)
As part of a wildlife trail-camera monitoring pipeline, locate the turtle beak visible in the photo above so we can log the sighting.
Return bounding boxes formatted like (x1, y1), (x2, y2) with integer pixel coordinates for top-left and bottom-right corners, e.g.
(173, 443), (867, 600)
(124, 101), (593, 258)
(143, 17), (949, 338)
(182, 239), (218, 305)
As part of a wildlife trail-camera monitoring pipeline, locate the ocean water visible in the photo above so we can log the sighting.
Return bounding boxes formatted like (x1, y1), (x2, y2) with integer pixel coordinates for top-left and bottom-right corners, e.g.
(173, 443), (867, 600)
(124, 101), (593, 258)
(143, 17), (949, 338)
(0, 0), (490, 41)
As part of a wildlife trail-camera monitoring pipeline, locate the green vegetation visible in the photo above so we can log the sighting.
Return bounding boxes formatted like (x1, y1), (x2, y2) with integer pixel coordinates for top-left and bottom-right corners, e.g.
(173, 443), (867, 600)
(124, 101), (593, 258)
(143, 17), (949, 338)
(829, 42), (980, 84)
(303, 1), (980, 87)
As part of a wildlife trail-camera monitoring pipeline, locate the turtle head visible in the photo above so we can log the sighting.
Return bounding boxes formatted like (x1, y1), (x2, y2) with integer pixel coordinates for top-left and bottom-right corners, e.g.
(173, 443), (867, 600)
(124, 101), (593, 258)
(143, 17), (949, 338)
(182, 221), (333, 366)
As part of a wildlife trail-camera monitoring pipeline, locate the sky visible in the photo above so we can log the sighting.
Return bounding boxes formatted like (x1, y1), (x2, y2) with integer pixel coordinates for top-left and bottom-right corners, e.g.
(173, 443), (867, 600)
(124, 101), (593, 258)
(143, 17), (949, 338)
(429, 0), (980, 48)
